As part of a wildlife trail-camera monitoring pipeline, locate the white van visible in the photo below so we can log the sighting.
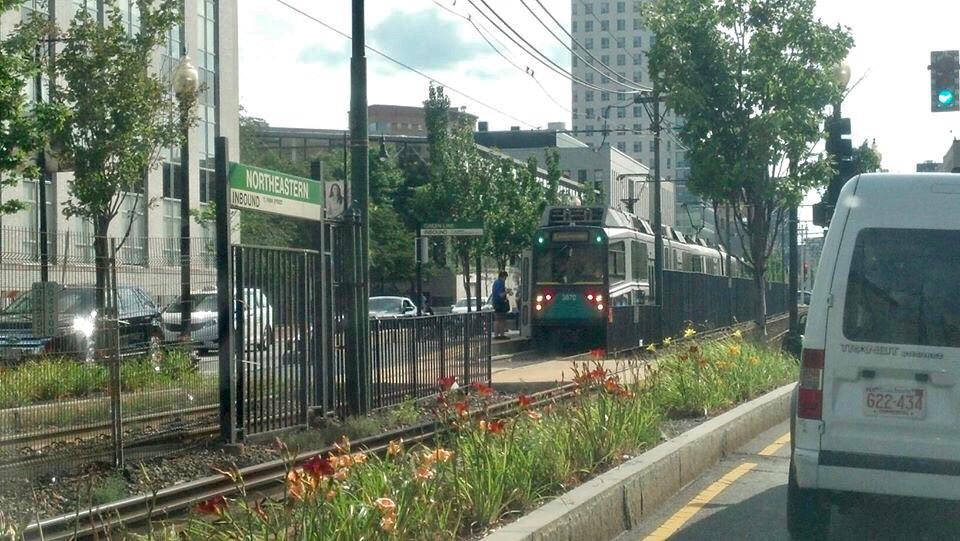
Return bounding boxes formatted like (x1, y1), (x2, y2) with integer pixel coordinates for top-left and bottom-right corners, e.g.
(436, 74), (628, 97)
(789, 173), (960, 538)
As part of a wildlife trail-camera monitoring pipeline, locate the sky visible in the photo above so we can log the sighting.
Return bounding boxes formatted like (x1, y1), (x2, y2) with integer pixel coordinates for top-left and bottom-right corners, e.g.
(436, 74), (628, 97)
(240, 0), (960, 232)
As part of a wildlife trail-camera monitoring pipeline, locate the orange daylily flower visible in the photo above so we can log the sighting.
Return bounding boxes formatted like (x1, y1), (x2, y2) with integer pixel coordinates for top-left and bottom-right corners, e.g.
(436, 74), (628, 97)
(387, 439), (403, 457)
(195, 495), (227, 516)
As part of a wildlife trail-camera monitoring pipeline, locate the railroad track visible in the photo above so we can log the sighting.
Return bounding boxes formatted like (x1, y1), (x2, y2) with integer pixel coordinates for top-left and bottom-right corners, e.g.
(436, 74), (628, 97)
(20, 314), (797, 540)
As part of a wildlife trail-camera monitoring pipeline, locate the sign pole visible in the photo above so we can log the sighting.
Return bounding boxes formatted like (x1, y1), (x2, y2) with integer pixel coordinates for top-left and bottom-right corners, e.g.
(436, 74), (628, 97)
(416, 223), (423, 316)
(215, 136), (236, 444)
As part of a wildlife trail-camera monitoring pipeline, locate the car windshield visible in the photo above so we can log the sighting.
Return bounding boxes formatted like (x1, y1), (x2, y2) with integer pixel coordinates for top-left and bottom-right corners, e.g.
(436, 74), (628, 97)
(844, 228), (960, 348)
(535, 241), (605, 284)
(1, 288), (96, 316)
(165, 293), (217, 313)
(369, 298), (401, 313)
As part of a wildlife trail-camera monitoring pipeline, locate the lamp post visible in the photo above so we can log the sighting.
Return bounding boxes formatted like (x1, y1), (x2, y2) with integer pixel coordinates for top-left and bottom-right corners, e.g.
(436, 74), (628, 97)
(173, 55), (199, 343)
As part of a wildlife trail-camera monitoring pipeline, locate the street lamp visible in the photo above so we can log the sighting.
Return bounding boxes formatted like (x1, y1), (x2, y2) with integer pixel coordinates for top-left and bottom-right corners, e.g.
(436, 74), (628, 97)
(173, 55), (199, 343)
(378, 135), (389, 162)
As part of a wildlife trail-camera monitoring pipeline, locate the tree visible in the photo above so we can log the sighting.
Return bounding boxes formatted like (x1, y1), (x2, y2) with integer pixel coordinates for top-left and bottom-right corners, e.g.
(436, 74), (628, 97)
(0, 1), (61, 215)
(851, 139), (882, 176)
(645, 0), (852, 331)
(55, 0), (187, 307)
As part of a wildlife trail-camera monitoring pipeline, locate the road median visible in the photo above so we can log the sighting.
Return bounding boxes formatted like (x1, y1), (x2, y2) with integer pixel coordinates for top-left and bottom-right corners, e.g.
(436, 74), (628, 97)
(484, 382), (795, 541)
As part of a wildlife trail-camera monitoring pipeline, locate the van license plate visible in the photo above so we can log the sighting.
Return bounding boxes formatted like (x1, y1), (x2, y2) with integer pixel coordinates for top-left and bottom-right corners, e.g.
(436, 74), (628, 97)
(864, 387), (925, 419)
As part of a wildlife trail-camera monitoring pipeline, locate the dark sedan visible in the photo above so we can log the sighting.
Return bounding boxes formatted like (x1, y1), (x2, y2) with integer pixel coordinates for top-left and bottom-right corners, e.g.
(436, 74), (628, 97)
(0, 285), (162, 362)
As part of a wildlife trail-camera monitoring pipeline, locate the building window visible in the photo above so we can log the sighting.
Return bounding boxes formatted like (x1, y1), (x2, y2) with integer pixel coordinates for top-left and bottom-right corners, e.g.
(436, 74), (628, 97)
(666, 140), (672, 152)
(601, 54), (610, 65)
(573, 2), (578, 14)
(601, 20), (609, 31)
(573, 91), (579, 102)
(585, 107), (594, 118)
(633, 123), (642, 131)
(571, 21), (578, 32)
(617, 2), (625, 13)
(585, 91), (594, 102)
(633, 142), (642, 153)
(617, 54), (625, 66)
(585, 38), (594, 49)
(617, 20), (625, 31)
(585, 71), (594, 83)
(617, 142), (626, 152)
(633, 36), (642, 48)
(600, 2), (609, 14)
(586, 124), (594, 132)
(617, 37), (625, 48)
(601, 37), (609, 49)
(649, 140), (655, 152)
(634, 70), (643, 82)
(667, 157), (672, 168)
(634, 18), (642, 30)
(573, 56), (578, 68)
(584, 2), (593, 14)
(601, 74), (609, 84)
(600, 91), (609, 102)
(617, 93), (625, 102)
(633, 106), (642, 118)
(617, 107), (626, 119)
(594, 169), (604, 182)
(585, 20), (593, 32)
(633, 1), (642, 12)
(578, 169), (588, 182)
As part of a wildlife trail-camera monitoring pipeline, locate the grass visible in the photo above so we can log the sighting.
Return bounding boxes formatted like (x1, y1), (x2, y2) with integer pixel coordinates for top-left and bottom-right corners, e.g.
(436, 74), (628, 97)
(90, 473), (129, 506)
(281, 397), (426, 453)
(0, 349), (210, 409)
(135, 332), (797, 541)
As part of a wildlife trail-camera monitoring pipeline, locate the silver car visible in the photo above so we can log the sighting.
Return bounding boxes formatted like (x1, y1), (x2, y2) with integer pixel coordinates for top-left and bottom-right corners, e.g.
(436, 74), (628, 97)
(161, 289), (274, 353)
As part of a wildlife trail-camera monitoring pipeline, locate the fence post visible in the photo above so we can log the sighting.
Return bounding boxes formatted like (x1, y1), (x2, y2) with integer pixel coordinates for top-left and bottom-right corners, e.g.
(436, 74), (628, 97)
(462, 314), (470, 385)
(439, 315), (447, 381)
(234, 247), (245, 439)
(215, 136), (237, 445)
(410, 318), (419, 398)
(486, 312), (492, 384)
(299, 253), (309, 425)
(107, 239), (123, 467)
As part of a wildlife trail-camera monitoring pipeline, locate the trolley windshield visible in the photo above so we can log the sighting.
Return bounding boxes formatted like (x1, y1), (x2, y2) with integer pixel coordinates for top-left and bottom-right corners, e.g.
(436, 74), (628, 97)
(535, 241), (605, 284)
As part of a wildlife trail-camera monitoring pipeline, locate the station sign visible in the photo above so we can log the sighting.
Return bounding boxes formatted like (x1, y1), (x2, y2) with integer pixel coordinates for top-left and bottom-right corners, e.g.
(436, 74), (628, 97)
(421, 222), (484, 236)
(228, 163), (323, 221)
(31, 281), (60, 337)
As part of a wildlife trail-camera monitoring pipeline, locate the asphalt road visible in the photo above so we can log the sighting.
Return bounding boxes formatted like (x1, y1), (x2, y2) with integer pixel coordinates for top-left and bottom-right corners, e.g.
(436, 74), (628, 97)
(616, 421), (960, 541)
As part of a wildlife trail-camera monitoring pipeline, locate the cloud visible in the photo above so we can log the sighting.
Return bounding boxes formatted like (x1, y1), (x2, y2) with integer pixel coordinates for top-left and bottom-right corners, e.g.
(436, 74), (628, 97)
(466, 67), (503, 80)
(369, 9), (485, 71)
(298, 42), (350, 65)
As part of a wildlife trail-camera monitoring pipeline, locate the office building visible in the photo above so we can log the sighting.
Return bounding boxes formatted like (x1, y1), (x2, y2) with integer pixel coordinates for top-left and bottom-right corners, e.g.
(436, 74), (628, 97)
(0, 0), (239, 260)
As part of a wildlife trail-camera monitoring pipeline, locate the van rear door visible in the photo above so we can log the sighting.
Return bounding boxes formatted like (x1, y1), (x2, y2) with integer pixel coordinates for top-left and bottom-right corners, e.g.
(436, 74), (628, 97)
(822, 190), (960, 465)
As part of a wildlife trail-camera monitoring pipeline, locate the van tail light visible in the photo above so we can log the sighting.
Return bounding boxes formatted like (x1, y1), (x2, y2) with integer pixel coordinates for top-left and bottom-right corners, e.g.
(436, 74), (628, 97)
(798, 348), (825, 420)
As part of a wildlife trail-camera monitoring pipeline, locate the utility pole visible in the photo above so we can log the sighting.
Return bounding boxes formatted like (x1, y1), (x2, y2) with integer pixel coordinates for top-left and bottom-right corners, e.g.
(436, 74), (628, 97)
(347, 0), (371, 415)
(636, 89), (666, 339)
(788, 206), (799, 334)
(34, 43), (49, 282)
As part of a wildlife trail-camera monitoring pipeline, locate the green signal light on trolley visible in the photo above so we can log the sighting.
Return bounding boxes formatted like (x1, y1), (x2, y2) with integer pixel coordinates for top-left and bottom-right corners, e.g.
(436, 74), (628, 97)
(537, 235), (545, 245)
(595, 234), (604, 243)
(939, 89), (957, 107)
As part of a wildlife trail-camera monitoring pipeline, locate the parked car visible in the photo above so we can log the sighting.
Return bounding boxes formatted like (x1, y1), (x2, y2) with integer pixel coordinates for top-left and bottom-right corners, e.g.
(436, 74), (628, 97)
(449, 297), (493, 314)
(161, 288), (274, 354)
(369, 296), (417, 318)
(788, 173), (960, 538)
(796, 289), (812, 306)
(0, 285), (161, 362)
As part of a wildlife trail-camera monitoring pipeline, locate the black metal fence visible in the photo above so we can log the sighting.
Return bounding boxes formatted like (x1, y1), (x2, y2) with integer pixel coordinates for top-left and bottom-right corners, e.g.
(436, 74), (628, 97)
(0, 227), (218, 477)
(607, 271), (791, 354)
(371, 312), (492, 410)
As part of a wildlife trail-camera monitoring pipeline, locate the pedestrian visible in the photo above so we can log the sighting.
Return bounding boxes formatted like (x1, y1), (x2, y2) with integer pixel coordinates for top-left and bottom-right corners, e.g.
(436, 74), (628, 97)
(492, 271), (510, 339)
(422, 292), (434, 316)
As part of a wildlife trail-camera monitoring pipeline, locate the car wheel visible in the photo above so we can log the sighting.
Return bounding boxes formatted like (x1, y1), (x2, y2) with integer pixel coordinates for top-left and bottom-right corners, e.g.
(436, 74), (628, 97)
(787, 459), (830, 539)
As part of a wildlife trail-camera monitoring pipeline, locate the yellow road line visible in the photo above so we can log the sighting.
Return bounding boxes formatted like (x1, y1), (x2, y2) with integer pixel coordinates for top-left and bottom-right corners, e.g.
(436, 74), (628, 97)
(643, 462), (758, 541)
(758, 432), (791, 457)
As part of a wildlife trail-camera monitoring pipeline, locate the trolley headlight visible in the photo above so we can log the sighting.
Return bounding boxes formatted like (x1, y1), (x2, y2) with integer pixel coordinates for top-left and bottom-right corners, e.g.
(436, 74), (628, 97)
(595, 294), (603, 302)
(536, 295), (544, 303)
(545, 294), (553, 301)
(535, 304), (543, 311)
(597, 304), (604, 311)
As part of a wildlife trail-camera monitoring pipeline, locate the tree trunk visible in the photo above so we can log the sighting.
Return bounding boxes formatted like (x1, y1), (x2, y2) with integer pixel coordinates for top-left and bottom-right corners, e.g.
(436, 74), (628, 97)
(753, 270), (767, 336)
(94, 216), (110, 313)
(460, 252), (472, 311)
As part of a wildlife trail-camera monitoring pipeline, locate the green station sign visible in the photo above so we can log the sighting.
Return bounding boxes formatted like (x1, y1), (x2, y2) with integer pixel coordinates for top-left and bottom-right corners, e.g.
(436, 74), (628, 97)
(228, 162), (323, 221)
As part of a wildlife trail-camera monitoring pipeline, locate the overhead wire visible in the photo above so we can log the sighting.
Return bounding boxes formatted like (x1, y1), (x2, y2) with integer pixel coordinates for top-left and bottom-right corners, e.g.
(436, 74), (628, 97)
(465, 0), (639, 96)
(273, 0), (538, 128)
(430, 0), (575, 117)
(520, 0), (651, 92)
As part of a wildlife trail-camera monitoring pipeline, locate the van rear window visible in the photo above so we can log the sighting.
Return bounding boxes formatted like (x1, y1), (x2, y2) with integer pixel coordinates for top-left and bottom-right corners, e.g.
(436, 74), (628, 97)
(843, 228), (960, 347)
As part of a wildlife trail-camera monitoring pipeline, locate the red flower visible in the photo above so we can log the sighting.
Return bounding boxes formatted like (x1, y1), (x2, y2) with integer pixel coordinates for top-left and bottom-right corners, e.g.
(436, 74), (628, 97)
(471, 382), (494, 397)
(195, 495), (227, 516)
(589, 367), (608, 381)
(517, 394), (532, 408)
(487, 419), (505, 434)
(438, 376), (456, 391)
(454, 401), (470, 417)
(603, 378), (621, 394)
(303, 454), (335, 478)
(590, 348), (606, 359)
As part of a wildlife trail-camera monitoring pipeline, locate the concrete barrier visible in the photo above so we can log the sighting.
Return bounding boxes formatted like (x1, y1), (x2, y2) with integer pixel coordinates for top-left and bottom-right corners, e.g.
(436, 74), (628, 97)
(483, 382), (795, 541)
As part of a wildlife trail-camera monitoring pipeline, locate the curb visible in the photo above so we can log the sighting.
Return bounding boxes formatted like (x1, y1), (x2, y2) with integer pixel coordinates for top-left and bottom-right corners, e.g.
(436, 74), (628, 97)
(484, 382), (796, 541)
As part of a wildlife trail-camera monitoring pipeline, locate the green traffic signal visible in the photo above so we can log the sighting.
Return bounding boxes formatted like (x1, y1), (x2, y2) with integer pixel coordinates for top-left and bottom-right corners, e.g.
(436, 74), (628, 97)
(938, 89), (956, 107)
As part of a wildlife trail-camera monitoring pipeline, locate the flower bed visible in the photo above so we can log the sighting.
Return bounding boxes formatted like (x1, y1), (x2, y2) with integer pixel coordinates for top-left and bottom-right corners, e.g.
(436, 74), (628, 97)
(140, 332), (798, 540)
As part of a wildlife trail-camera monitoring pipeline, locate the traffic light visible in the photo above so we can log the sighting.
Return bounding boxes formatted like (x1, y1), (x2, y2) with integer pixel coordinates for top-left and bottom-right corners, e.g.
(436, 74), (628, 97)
(814, 114), (854, 227)
(930, 51), (960, 113)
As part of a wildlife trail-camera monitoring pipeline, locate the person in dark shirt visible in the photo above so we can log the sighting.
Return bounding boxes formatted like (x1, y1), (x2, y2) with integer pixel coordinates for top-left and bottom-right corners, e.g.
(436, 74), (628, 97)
(492, 271), (509, 339)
